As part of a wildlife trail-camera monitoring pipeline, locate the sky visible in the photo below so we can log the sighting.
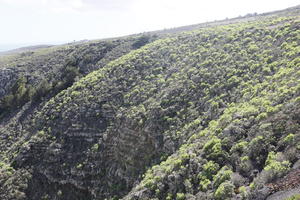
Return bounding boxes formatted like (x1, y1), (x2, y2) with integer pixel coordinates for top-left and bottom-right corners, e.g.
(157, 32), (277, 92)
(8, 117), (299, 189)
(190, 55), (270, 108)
(0, 0), (299, 51)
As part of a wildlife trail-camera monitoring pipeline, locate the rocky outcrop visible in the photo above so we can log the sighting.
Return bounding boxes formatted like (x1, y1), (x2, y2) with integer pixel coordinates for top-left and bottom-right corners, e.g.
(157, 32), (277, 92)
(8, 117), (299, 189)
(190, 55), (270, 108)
(266, 186), (300, 200)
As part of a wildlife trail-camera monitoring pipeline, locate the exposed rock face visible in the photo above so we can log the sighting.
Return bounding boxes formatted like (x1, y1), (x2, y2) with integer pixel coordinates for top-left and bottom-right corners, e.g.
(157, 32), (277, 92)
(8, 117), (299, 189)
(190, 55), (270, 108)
(266, 187), (300, 200)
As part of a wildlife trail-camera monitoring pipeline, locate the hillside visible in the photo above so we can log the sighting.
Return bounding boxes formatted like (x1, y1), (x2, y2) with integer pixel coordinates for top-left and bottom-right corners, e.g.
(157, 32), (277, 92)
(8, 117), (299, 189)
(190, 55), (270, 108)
(0, 6), (300, 200)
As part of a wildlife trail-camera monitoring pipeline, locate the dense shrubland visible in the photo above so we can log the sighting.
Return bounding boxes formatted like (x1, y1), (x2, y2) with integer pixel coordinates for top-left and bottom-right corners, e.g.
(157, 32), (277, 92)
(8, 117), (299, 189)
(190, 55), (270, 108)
(0, 35), (155, 118)
(0, 6), (299, 200)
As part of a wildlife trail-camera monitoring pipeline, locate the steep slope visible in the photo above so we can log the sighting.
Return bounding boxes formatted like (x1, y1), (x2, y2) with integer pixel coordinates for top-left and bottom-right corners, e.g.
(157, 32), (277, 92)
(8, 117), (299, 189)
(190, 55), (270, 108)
(0, 8), (299, 200)
(0, 34), (156, 155)
(0, 34), (156, 116)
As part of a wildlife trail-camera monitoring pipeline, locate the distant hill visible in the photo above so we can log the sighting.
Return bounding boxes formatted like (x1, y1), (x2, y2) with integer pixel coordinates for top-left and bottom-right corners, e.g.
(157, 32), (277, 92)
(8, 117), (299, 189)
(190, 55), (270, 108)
(0, 5), (299, 200)
(0, 44), (53, 56)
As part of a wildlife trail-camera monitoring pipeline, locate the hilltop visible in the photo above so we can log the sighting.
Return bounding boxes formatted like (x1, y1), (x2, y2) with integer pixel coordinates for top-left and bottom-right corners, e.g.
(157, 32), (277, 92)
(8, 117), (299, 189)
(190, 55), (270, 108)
(0, 5), (300, 200)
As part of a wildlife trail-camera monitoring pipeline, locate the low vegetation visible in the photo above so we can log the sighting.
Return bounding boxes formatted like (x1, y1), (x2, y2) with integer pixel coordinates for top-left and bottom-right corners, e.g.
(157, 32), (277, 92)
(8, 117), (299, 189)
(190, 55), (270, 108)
(0, 5), (299, 200)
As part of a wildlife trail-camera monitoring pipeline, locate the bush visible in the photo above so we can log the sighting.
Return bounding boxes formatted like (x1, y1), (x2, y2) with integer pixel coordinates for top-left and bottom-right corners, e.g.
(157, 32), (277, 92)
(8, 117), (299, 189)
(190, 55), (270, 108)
(176, 193), (185, 200)
(198, 160), (220, 191)
(230, 141), (248, 154)
(262, 151), (291, 182)
(248, 136), (268, 167)
(202, 161), (220, 179)
(283, 134), (295, 145)
(213, 166), (233, 188)
(199, 178), (211, 192)
(214, 181), (235, 200)
(238, 186), (248, 199)
(203, 137), (227, 163)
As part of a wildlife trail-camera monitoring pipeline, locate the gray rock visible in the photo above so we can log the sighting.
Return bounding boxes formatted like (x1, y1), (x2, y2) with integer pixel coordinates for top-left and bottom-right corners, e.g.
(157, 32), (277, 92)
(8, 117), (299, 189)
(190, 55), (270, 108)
(292, 160), (300, 170)
(266, 186), (300, 200)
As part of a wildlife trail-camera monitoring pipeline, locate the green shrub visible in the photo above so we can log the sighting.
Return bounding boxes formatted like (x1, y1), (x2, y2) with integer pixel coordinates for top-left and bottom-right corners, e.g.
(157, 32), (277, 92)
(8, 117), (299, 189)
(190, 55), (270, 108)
(213, 166), (233, 188)
(283, 134), (295, 145)
(214, 181), (235, 200)
(203, 137), (227, 162)
(230, 141), (248, 154)
(263, 151), (291, 182)
(166, 193), (173, 200)
(238, 186), (248, 199)
(199, 178), (211, 192)
(202, 161), (220, 179)
(91, 144), (99, 152)
(248, 136), (267, 166)
(176, 193), (185, 200)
